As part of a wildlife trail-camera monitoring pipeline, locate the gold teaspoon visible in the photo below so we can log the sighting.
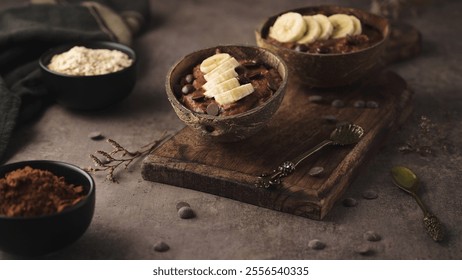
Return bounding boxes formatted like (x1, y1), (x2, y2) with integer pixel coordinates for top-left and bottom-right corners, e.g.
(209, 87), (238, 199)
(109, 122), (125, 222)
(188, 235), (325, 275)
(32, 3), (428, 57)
(391, 166), (444, 242)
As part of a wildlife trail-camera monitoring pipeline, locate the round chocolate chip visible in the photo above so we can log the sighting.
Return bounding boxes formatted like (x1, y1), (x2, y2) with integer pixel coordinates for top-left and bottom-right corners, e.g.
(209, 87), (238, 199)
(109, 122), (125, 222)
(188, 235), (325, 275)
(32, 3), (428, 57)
(153, 241), (170, 252)
(308, 239), (326, 250)
(237, 75), (251, 85)
(331, 99), (345, 108)
(308, 95), (324, 103)
(366, 101), (379, 108)
(363, 231), (381, 242)
(362, 190), (378, 200)
(308, 166), (324, 177)
(178, 206), (195, 219)
(322, 115), (338, 123)
(342, 197), (358, 207)
(176, 201), (191, 211)
(181, 84), (194, 95)
(234, 65), (247, 75)
(88, 131), (104, 140)
(354, 100), (366, 108)
(354, 244), (374, 256)
(185, 74), (194, 84)
(295, 44), (308, 52)
(206, 103), (220, 116)
(316, 46), (330, 54)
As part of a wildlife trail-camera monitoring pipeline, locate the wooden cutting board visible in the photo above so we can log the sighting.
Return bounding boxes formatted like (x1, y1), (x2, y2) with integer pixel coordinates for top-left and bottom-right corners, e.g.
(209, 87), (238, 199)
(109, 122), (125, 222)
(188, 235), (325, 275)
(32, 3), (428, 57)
(142, 70), (413, 220)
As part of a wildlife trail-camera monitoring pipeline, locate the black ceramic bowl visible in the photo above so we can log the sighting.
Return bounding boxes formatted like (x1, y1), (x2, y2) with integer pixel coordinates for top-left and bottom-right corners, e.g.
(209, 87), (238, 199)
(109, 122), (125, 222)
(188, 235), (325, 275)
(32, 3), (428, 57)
(39, 41), (137, 110)
(0, 160), (95, 256)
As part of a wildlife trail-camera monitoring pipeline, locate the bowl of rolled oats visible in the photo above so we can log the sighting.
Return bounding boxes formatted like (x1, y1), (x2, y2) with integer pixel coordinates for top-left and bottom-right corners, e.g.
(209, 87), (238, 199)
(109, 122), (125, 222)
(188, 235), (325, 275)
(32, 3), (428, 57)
(39, 41), (137, 110)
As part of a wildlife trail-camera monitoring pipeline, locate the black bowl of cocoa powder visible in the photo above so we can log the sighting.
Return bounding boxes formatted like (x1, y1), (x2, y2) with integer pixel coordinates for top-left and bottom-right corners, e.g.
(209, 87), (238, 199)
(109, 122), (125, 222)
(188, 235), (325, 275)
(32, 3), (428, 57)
(39, 41), (137, 111)
(0, 160), (95, 257)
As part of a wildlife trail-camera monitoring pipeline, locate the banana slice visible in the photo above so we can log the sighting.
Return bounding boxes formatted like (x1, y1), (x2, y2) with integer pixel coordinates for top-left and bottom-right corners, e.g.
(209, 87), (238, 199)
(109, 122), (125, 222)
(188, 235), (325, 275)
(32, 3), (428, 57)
(202, 68), (238, 91)
(204, 77), (240, 98)
(269, 12), (306, 43)
(214, 83), (254, 105)
(297, 16), (321, 44)
(204, 57), (240, 81)
(328, 14), (355, 39)
(200, 53), (231, 73)
(312, 14), (333, 40)
(350, 15), (362, 35)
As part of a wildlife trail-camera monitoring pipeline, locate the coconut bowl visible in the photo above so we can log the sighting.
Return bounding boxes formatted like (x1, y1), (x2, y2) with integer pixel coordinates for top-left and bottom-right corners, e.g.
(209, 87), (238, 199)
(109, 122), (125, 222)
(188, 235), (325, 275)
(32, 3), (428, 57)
(256, 5), (389, 88)
(166, 45), (288, 142)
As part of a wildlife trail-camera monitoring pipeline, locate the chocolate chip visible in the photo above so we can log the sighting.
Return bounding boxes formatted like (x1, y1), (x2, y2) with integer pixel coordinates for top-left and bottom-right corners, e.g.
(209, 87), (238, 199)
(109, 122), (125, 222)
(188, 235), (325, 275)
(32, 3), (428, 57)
(191, 92), (205, 101)
(308, 95), (323, 103)
(234, 65), (247, 75)
(267, 80), (279, 91)
(153, 241), (170, 252)
(308, 166), (324, 177)
(322, 115), (337, 123)
(181, 84), (194, 95)
(206, 103), (220, 116)
(366, 101), (379, 108)
(362, 190), (378, 200)
(354, 100), (366, 108)
(331, 99), (345, 108)
(342, 197), (357, 207)
(295, 44), (308, 52)
(363, 231), (381, 242)
(185, 74), (194, 84)
(178, 206), (195, 219)
(176, 201), (190, 211)
(237, 75), (251, 85)
(88, 131), (104, 140)
(355, 245), (374, 255)
(242, 60), (260, 68)
(308, 239), (325, 250)
(316, 46), (330, 54)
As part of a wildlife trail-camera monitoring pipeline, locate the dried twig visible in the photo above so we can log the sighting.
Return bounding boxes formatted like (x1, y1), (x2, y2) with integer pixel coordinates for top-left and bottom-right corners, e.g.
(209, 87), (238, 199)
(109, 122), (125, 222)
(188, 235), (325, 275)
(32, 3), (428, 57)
(85, 132), (171, 182)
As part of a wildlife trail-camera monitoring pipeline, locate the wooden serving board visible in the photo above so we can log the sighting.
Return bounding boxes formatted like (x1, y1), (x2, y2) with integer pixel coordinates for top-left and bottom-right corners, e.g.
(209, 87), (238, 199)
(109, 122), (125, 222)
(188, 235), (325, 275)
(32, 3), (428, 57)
(142, 70), (413, 220)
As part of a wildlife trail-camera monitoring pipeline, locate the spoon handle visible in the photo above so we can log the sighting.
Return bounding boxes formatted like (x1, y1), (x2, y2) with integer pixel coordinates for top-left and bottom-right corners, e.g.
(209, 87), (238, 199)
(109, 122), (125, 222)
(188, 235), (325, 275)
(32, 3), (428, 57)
(255, 140), (332, 188)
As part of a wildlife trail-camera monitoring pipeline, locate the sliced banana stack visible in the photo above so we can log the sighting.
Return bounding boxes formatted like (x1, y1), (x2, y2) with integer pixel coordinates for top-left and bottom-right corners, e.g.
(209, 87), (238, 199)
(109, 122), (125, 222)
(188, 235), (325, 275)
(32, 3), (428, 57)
(269, 12), (362, 43)
(199, 53), (255, 105)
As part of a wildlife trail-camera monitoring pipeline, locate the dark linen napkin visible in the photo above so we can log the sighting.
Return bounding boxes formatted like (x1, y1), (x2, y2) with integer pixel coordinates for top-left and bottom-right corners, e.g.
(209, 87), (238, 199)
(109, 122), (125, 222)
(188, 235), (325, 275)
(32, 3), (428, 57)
(0, 0), (149, 162)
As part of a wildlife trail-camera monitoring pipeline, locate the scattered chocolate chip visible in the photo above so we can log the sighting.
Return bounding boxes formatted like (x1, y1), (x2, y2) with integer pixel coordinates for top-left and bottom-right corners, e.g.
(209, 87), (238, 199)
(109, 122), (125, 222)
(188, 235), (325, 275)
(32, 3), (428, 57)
(354, 100), (366, 108)
(206, 103), (220, 116)
(176, 201), (190, 211)
(242, 60), (260, 68)
(322, 115), (338, 123)
(342, 197), (358, 207)
(185, 74), (194, 84)
(363, 231), (381, 242)
(308, 95), (323, 103)
(267, 80), (279, 91)
(317, 46), (331, 54)
(191, 92), (205, 101)
(237, 75), (251, 84)
(362, 190), (378, 200)
(88, 131), (104, 140)
(181, 84), (194, 95)
(234, 65), (247, 75)
(354, 244), (374, 256)
(308, 239), (326, 250)
(153, 241), (170, 252)
(331, 99), (345, 108)
(178, 206), (195, 219)
(366, 101), (379, 108)
(247, 71), (263, 79)
(308, 166), (324, 177)
(295, 44), (308, 52)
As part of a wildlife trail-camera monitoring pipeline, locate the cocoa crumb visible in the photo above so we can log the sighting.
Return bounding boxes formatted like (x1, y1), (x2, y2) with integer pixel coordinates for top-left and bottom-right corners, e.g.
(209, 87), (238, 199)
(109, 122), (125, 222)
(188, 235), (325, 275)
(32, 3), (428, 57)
(0, 166), (87, 217)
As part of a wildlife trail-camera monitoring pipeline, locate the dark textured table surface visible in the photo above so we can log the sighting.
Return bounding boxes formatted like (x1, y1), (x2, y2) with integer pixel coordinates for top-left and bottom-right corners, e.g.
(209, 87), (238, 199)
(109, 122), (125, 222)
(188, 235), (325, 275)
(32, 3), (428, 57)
(1, 0), (461, 259)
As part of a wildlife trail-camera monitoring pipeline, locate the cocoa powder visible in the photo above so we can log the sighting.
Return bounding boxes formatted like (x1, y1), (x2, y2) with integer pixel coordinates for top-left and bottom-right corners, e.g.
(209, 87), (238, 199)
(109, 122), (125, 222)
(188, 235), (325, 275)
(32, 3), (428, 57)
(0, 166), (86, 217)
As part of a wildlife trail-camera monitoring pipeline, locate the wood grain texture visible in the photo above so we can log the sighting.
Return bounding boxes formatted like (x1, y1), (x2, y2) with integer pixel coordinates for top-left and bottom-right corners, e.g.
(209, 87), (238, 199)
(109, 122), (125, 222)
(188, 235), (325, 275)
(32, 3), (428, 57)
(142, 70), (413, 220)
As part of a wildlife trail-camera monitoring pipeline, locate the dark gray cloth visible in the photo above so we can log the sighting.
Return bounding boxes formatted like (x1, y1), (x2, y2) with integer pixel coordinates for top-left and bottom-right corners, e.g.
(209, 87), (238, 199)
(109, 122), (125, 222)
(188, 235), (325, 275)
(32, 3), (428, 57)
(0, 0), (148, 163)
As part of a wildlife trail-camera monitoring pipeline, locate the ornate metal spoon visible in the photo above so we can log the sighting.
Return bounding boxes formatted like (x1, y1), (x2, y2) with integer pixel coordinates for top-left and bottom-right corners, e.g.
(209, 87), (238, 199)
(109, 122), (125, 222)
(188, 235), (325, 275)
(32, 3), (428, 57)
(390, 166), (444, 242)
(256, 123), (364, 188)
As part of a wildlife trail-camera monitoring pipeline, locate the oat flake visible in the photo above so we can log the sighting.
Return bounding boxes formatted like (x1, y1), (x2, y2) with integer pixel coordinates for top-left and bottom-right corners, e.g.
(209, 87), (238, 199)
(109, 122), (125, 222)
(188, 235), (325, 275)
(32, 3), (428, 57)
(48, 46), (133, 76)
